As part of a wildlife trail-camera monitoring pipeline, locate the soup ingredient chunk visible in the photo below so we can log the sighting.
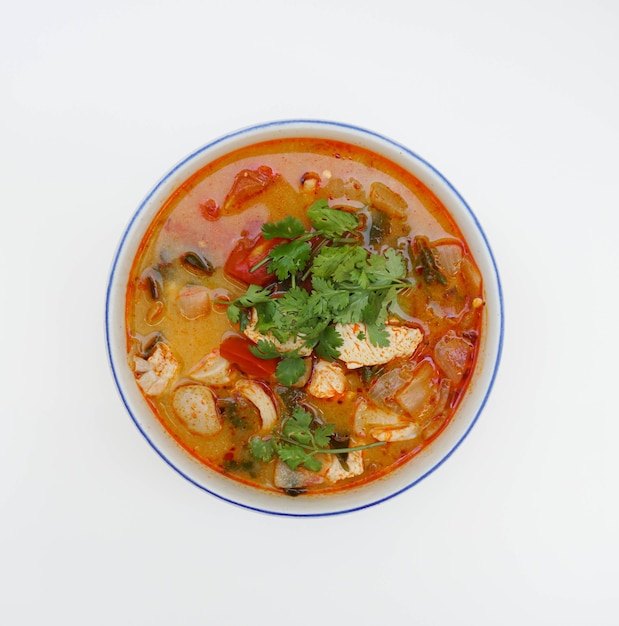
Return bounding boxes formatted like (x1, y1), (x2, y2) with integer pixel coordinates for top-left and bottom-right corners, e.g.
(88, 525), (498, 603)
(222, 165), (278, 215)
(323, 450), (364, 482)
(172, 385), (222, 435)
(354, 399), (419, 442)
(133, 342), (179, 396)
(189, 349), (233, 386)
(336, 322), (422, 369)
(234, 379), (278, 432)
(434, 331), (474, 382)
(177, 284), (211, 320)
(306, 360), (347, 398)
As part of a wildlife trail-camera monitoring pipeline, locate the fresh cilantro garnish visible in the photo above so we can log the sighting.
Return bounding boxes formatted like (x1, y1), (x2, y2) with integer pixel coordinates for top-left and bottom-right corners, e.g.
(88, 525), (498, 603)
(267, 239), (312, 282)
(307, 199), (360, 238)
(249, 406), (385, 473)
(226, 203), (413, 385)
(226, 284), (272, 324)
(262, 216), (306, 240)
(275, 356), (307, 387)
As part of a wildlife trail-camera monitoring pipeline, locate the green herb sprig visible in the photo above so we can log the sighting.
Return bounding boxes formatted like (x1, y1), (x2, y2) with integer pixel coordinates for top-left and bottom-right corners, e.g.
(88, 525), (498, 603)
(226, 201), (413, 385)
(249, 406), (385, 472)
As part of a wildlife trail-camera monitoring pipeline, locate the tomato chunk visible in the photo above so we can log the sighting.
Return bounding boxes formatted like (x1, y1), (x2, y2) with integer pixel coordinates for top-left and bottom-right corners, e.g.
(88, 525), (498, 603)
(224, 234), (283, 286)
(220, 335), (278, 378)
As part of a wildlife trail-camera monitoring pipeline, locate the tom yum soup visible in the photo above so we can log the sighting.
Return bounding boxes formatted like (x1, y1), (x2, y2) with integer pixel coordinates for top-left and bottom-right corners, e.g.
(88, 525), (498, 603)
(126, 138), (484, 495)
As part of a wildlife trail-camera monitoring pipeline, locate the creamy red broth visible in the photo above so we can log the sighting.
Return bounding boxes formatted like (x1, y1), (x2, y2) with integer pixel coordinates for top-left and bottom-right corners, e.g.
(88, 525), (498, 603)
(126, 138), (484, 494)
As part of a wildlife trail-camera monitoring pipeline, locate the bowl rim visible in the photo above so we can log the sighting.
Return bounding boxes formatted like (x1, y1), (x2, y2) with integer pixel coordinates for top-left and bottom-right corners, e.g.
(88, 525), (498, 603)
(105, 118), (504, 517)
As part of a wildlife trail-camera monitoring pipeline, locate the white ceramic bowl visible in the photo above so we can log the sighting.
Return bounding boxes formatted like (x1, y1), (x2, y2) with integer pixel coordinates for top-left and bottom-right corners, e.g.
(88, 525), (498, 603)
(105, 120), (503, 516)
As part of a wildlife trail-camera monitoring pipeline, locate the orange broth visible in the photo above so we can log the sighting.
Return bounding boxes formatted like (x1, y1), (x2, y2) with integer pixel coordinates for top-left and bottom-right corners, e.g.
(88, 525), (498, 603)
(126, 138), (484, 494)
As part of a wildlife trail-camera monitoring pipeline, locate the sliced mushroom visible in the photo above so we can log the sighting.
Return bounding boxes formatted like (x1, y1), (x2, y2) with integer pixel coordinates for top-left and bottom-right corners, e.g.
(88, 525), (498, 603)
(234, 379), (278, 432)
(172, 385), (222, 436)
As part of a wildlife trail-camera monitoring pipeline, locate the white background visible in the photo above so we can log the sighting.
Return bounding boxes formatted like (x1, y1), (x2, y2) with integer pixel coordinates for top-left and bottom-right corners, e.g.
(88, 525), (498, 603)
(2, 1), (618, 624)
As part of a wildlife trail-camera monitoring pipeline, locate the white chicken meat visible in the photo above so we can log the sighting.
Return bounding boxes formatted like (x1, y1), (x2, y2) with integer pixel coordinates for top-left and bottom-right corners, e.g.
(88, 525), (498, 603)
(306, 360), (347, 399)
(133, 342), (179, 396)
(335, 322), (422, 369)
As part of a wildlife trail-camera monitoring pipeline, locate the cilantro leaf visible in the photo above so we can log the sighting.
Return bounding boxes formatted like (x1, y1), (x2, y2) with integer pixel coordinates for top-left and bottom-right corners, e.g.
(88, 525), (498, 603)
(307, 200), (359, 237)
(276, 445), (320, 471)
(226, 303), (241, 324)
(301, 455), (323, 472)
(364, 321), (390, 347)
(233, 284), (272, 308)
(249, 339), (283, 360)
(313, 423), (335, 448)
(267, 240), (312, 281)
(314, 325), (343, 360)
(262, 216), (306, 240)
(275, 356), (307, 387)
(249, 436), (275, 462)
(283, 407), (313, 444)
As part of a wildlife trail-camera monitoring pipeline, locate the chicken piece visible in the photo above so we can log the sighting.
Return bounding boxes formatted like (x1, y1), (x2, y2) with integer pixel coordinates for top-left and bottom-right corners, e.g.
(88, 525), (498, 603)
(324, 450), (364, 483)
(189, 349), (233, 386)
(171, 385), (222, 436)
(243, 308), (312, 356)
(353, 399), (418, 442)
(234, 379), (278, 432)
(133, 342), (179, 396)
(335, 322), (423, 369)
(306, 360), (347, 399)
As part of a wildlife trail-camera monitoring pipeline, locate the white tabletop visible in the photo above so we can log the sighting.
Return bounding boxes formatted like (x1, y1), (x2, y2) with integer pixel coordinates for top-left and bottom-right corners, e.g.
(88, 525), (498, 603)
(2, 1), (618, 624)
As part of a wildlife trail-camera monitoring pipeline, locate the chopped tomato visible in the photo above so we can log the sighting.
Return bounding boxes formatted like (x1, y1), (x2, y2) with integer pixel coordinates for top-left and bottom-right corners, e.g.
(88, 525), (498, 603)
(222, 166), (278, 215)
(224, 234), (284, 286)
(220, 335), (278, 378)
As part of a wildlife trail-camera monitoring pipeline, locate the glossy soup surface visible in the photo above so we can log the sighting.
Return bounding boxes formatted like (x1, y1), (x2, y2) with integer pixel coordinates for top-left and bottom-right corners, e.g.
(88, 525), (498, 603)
(126, 138), (484, 495)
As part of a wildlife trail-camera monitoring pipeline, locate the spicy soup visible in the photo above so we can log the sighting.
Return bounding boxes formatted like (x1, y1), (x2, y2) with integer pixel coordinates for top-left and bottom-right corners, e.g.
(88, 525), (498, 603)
(126, 138), (484, 495)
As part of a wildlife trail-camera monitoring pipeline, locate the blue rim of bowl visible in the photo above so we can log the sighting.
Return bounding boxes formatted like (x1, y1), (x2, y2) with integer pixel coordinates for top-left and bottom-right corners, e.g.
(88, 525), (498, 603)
(105, 119), (504, 517)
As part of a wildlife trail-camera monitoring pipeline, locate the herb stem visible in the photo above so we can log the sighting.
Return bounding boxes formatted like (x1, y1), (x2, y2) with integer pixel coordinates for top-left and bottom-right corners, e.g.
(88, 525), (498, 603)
(277, 435), (386, 455)
(249, 256), (271, 273)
